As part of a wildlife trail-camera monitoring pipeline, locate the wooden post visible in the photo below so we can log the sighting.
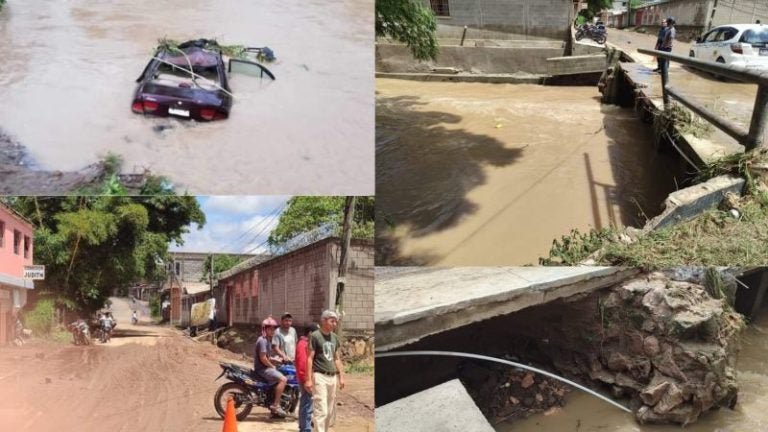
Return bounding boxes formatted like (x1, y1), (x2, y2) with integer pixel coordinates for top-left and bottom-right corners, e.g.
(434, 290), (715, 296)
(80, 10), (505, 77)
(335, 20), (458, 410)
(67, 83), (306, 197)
(335, 196), (356, 338)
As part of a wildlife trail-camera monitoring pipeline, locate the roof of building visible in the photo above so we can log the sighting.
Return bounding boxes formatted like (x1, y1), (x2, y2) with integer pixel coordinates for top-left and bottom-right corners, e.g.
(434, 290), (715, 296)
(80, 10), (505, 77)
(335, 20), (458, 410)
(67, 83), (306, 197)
(0, 201), (35, 230)
(183, 282), (212, 296)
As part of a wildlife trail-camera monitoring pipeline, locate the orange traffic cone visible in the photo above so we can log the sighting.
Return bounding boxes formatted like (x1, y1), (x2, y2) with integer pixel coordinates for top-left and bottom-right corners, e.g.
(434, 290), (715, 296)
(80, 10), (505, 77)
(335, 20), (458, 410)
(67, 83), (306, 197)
(222, 397), (238, 432)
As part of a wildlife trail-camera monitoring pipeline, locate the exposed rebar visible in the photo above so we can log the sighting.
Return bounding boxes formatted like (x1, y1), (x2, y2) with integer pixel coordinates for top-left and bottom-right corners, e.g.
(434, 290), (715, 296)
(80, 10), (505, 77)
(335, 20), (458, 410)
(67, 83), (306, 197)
(376, 350), (632, 413)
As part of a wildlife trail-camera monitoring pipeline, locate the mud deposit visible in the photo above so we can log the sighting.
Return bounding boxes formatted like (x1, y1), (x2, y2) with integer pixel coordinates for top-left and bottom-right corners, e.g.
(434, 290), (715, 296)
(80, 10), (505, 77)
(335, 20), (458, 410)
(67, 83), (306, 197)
(376, 79), (687, 266)
(0, 0), (373, 194)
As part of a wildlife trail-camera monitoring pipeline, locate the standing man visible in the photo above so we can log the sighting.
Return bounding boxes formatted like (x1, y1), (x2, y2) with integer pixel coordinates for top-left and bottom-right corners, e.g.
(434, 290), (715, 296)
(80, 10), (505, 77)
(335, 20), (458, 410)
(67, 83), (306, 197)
(254, 317), (289, 418)
(659, 17), (676, 79)
(652, 18), (668, 72)
(273, 313), (298, 362)
(305, 310), (345, 432)
(208, 300), (216, 333)
(296, 323), (319, 432)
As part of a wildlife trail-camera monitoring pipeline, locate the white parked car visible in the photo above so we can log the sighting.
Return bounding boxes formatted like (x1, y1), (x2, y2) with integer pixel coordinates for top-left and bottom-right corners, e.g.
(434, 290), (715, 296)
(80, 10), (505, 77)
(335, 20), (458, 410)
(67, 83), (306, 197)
(690, 24), (768, 70)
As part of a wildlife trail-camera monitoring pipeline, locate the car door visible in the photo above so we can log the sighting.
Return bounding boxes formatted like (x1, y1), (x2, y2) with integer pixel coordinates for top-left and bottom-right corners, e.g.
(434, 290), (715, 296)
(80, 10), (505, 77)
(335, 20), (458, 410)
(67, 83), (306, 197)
(696, 28), (722, 59)
(713, 27), (738, 63)
(228, 59), (276, 80)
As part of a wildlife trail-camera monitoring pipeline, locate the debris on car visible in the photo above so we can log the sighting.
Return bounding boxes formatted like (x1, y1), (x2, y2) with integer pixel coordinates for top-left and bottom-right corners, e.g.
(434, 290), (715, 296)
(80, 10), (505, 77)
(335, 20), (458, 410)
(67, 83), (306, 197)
(131, 39), (276, 121)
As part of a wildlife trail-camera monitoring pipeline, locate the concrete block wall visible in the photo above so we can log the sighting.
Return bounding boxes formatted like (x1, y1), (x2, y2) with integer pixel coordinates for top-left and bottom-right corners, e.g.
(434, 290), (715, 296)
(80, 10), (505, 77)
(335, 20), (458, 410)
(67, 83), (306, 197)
(257, 240), (331, 328)
(421, 0), (573, 41)
(637, 0), (712, 28)
(712, 0), (768, 27)
(330, 241), (375, 333)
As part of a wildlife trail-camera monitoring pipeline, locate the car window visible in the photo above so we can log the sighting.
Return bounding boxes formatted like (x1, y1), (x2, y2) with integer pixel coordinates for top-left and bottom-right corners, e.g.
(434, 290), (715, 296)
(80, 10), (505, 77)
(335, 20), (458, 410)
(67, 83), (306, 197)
(741, 28), (768, 44)
(716, 28), (738, 41)
(229, 59), (276, 80)
(703, 29), (721, 43)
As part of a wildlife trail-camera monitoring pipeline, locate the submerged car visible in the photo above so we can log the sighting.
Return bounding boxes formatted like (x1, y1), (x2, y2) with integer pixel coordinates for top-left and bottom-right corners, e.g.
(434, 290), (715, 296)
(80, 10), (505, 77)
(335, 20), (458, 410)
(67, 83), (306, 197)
(131, 39), (275, 121)
(690, 24), (768, 70)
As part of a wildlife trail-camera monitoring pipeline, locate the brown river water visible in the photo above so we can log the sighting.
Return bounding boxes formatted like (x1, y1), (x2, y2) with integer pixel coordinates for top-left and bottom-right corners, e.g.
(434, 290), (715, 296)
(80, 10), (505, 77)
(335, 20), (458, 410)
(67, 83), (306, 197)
(0, 0), (373, 194)
(505, 309), (768, 432)
(376, 78), (687, 266)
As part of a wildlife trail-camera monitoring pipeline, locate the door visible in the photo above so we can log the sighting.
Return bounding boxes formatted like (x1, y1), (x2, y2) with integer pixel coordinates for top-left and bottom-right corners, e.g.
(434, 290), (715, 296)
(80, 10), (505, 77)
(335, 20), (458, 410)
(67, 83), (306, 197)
(228, 59), (276, 80)
(697, 28), (722, 59)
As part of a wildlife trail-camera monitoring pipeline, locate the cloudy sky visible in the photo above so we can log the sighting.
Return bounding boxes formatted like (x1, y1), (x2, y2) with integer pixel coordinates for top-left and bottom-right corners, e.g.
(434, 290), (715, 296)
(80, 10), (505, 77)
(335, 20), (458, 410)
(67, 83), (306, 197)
(170, 196), (290, 254)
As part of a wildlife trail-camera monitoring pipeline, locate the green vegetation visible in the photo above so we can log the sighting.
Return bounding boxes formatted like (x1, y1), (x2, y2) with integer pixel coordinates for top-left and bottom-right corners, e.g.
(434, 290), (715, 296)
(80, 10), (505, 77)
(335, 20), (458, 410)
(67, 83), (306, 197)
(376, 0), (439, 61)
(23, 298), (56, 336)
(75, 152), (173, 196)
(268, 197), (375, 246)
(156, 38), (274, 63)
(345, 360), (374, 374)
(149, 294), (161, 319)
(542, 149), (768, 268)
(5, 196), (205, 314)
(654, 103), (714, 143)
(0, 0), (6, 11)
(201, 254), (245, 283)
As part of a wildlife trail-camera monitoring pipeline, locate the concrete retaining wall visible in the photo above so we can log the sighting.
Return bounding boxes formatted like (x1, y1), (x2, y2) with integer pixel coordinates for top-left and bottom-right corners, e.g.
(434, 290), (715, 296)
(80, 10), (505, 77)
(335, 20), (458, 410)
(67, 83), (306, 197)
(643, 175), (746, 231)
(420, 0), (573, 41)
(547, 54), (607, 76)
(376, 43), (564, 74)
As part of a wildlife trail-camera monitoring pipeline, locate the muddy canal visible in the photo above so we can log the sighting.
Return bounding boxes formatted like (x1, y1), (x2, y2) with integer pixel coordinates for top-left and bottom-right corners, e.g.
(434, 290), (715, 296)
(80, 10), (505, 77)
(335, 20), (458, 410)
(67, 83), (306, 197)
(506, 308), (768, 431)
(376, 78), (688, 266)
(0, 0), (373, 194)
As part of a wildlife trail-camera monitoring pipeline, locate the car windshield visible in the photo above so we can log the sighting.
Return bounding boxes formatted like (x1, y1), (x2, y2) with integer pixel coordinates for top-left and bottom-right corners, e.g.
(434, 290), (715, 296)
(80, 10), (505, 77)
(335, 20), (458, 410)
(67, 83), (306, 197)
(742, 29), (768, 44)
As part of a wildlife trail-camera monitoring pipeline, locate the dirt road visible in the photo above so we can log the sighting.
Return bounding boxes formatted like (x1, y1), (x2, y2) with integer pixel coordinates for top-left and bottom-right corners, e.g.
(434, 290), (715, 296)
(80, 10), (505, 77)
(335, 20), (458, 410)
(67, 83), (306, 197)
(0, 317), (373, 431)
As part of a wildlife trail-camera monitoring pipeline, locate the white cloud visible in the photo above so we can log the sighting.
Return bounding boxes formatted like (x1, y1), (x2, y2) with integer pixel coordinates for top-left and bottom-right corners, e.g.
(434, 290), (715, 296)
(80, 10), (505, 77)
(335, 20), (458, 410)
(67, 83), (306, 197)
(204, 196), (290, 216)
(172, 207), (284, 254)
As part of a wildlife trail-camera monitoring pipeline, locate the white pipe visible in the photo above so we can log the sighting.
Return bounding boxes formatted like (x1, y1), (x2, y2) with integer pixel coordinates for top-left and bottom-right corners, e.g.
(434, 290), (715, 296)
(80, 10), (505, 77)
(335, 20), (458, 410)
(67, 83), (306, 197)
(375, 350), (633, 413)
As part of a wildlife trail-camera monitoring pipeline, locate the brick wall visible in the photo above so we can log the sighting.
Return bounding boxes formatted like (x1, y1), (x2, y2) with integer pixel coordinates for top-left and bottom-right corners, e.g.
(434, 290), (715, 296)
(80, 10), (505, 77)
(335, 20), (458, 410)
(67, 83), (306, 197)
(420, 0), (573, 41)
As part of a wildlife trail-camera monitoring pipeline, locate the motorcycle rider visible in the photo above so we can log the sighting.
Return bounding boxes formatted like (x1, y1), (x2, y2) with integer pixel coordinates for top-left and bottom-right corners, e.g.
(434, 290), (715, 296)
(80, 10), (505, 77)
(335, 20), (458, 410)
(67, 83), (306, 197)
(99, 312), (113, 342)
(254, 317), (289, 418)
(131, 310), (138, 325)
(272, 313), (298, 362)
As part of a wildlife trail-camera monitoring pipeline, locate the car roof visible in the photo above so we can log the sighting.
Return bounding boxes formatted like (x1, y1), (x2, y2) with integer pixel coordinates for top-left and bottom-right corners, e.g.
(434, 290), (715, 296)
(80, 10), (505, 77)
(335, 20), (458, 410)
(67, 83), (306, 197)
(711, 24), (767, 32)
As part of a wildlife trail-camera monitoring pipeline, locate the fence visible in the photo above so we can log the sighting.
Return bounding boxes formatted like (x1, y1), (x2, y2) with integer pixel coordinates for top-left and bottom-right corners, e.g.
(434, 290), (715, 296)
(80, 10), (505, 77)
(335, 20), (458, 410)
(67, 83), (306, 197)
(638, 48), (768, 151)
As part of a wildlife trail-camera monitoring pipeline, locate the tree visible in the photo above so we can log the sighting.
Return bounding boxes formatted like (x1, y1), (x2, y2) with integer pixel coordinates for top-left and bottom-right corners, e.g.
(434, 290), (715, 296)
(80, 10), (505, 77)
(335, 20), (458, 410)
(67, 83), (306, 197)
(5, 196), (205, 313)
(201, 254), (245, 284)
(267, 197), (374, 246)
(376, 0), (439, 61)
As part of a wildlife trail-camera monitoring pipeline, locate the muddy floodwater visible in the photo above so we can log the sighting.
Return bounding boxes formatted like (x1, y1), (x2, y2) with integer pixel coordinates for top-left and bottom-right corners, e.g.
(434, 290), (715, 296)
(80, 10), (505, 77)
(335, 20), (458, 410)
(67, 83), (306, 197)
(376, 78), (687, 266)
(0, 0), (373, 194)
(505, 308), (768, 432)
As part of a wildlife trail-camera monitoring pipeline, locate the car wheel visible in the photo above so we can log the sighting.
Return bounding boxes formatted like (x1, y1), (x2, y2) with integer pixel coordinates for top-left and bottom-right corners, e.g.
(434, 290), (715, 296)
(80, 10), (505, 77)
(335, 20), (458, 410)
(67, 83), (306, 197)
(714, 57), (727, 81)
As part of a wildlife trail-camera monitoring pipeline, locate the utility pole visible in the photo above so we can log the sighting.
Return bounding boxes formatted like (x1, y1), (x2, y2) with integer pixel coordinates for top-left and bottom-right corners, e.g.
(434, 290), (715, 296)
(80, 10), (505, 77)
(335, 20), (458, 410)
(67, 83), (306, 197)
(335, 196), (356, 338)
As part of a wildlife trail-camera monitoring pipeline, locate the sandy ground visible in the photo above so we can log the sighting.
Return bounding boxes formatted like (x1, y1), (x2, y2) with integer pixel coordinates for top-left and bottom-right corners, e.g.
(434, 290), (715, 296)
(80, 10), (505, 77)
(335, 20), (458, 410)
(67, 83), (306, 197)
(0, 302), (373, 432)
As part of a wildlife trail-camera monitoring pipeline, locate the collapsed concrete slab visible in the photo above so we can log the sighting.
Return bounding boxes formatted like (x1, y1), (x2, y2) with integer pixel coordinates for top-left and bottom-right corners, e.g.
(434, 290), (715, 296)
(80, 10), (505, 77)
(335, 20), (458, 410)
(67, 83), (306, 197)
(375, 266), (639, 351)
(375, 379), (494, 432)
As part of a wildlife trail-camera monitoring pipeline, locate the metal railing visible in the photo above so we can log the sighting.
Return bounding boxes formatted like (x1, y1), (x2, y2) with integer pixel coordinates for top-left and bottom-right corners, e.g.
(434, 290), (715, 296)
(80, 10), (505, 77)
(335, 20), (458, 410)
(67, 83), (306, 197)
(637, 48), (768, 151)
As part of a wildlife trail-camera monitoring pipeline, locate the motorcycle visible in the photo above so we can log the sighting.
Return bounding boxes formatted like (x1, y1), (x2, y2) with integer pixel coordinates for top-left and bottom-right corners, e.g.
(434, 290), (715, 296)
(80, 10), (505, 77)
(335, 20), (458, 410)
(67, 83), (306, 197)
(99, 321), (112, 343)
(68, 320), (91, 346)
(575, 24), (607, 44)
(213, 361), (300, 421)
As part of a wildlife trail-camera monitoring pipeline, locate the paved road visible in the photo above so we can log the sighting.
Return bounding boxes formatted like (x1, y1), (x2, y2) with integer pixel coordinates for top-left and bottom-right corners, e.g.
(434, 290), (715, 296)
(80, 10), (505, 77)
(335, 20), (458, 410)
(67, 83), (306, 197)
(0, 301), (373, 432)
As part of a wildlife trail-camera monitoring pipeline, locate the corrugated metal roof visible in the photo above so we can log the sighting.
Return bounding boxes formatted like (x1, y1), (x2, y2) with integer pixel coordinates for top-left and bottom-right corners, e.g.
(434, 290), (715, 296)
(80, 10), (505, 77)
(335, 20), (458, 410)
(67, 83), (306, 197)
(183, 282), (211, 296)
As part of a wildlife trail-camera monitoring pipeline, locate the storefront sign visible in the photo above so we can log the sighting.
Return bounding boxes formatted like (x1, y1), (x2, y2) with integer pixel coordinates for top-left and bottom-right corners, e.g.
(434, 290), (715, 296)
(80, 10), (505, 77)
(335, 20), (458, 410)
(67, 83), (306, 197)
(23, 265), (45, 280)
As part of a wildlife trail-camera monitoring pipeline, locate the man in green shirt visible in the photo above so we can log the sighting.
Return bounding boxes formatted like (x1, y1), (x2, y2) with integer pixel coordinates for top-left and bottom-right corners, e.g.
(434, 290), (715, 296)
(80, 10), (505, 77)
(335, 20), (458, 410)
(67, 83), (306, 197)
(305, 310), (345, 432)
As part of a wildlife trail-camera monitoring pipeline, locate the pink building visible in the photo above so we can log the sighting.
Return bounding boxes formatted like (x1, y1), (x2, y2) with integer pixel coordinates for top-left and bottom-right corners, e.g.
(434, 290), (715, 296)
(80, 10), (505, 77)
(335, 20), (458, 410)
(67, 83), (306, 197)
(0, 203), (34, 345)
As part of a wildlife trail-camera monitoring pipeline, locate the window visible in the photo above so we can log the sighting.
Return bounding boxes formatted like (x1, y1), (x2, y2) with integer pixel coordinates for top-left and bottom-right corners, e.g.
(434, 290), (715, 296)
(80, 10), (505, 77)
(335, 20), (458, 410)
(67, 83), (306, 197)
(703, 29), (721, 43)
(0, 220), (4, 248)
(175, 262), (181, 276)
(13, 230), (21, 255)
(742, 29), (768, 45)
(24, 235), (30, 259)
(716, 28), (737, 42)
(430, 0), (450, 17)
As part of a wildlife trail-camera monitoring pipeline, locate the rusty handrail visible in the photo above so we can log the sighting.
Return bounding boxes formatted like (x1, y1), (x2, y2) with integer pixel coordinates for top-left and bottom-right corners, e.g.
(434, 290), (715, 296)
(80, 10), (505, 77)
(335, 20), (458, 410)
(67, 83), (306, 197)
(637, 48), (768, 150)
